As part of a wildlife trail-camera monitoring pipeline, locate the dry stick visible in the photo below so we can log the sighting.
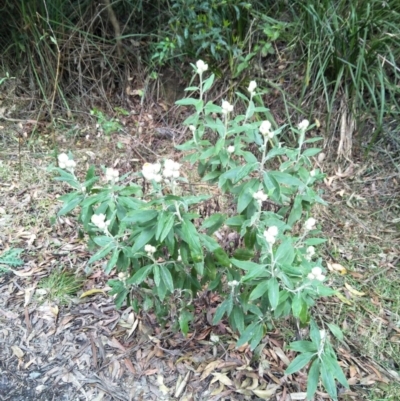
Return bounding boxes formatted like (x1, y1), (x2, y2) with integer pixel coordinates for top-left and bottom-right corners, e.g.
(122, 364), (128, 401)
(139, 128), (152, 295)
(101, 0), (123, 58)
(42, 0), (61, 151)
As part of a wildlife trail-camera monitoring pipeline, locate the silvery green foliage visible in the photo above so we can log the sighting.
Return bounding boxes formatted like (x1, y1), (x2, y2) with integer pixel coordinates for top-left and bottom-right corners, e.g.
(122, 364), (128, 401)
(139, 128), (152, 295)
(52, 61), (348, 401)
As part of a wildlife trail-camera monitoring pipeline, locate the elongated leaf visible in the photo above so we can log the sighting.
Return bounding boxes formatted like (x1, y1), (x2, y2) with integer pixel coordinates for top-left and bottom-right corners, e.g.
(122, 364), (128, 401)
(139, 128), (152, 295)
(249, 281), (269, 301)
(127, 264), (153, 285)
(269, 278), (280, 310)
(289, 341), (318, 353)
(320, 362), (338, 401)
(250, 323), (264, 350)
(92, 236), (114, 247)
(105, 248), (120, 274)
(156, 212), (175, 242)
(327, 323), (344, 342)
(285, 352), (316, 375)
(230, 258), (266, 271)
(131, 228), (155, 254)
(232, 306), (245, 334)
(236, 321), (258, 348)
(58, 196), (84, 216)
(123, 210), (158, 224)
(160, 266), (174, 292)
(179, 310), (193, 336)
(307, 358), (321, 401)
(153, 265), (160, 287)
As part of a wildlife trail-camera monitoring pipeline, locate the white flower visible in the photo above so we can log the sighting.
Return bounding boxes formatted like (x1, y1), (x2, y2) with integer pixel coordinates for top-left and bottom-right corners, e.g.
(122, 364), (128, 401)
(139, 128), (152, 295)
(306, 246), (316, 261)
(264, 226), (278, 245)
(221, 100), (234, 115)
(308, 266), (325, 281)
(253, 190), (268, 202)
(58, 153), (69, 168)
(298, 119), (310, 131)
(91, 213), (110, 231)
(310, 169), (316, 177)
(58, 153), (76, 171)
(105, 167), (119, 182)
(142, 163), (162, 182)
(259, 120), (273, 138)
(210, 333), (220, 343)
(196, 60), (208, 75)
(163, 159), (181, 179)
(304, 217), (316, 231)
(144, 244), (156, 255)
(228, 280), (239, 287)
(189, 125), (196, 132)
(247, 80), (257, 94)
(227, 145), (235, 154)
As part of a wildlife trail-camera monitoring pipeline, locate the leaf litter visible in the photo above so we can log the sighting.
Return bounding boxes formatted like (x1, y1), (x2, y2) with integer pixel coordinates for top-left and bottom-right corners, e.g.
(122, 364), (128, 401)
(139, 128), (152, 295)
(0, 120), (399, 400)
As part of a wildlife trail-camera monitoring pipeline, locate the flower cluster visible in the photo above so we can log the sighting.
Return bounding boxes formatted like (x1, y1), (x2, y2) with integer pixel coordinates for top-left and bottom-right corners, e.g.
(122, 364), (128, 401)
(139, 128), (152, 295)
(142, 162), (162, 182)
(298, 119), (310, 131)
(259, 121), (274, 139)
(163, 159), (181, 178)
(106, 167), (119, 183)
(58, 153), (76, 172)
(264, 226), (279, 245)
(91, 213), (110, 231)
(247, 80), (257, 95)
(307, 266), (325, 281)
(196, 60), (208, 75)
(304, 217), (316, 231)
(253, 190), (268, 205)
(221, 100), (234, 115)
(144, 244), (156, 256)
(305, 246), (316, 261)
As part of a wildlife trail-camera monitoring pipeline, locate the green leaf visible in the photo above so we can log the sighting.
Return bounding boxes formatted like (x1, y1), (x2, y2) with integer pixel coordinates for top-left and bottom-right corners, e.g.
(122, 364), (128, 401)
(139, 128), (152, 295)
(232, 306), (245, 334)
(92, 236), (114, 247)
(127, 264), (153, 285)
(123, 210), (158, 224)
(175, 98), (201, 106)
(105, 248), (120, 274)
(179, 310), (193, 336)
(285, 352), (316, 375)
(269, 278), (280, 310)
(236, 321), (258, 348)
(249, 281), (269, 301)
(153, 265), (160, 287)
(309, 320), (321, 346)
(232, 248), (254, 261)
(213, 248), (231, 267)
(275, 239), (295, 266)
(289, 341), (318, 353)
(200, 213), (226, 235)
(327, 323), (344, 342)
(230, 258), (266, 271)
(213, 297), (232, 324)
(88, 242), (115, 265)
(323, 351), (349, 388)
(250, 323), (264, 350)
(131, 228), (155, 254)
(181, 219), (203, 261)
(156, 212), (175, 242)
(160, 266), (174, 292)
(58, 195), (84, 216)
(320, 361), (338, 401)
(304, 238), (327, 245)
(242, 264), (268, 282)
(307, 358), (321, 401)
(303, 148), (322, 157)
(269, 171), (303, 187)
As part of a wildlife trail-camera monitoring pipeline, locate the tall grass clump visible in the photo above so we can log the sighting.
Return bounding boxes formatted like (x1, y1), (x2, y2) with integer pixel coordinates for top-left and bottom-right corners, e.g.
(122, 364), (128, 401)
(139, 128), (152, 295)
(287, 0), (400, 157)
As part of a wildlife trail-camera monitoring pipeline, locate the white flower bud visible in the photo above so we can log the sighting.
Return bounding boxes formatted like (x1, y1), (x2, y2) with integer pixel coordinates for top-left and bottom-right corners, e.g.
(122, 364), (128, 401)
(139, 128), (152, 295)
(310, 169), (316, 177)
(267, 226), (278, 237)
(304, 217), (316, 231)
(196, 60), (208, 75)
(189, 125), (196, 132)
(259, 120), (272, 136)
(298, 119), (310, 131)
(311, 266), (322, 277)
(106, 167), (119, 182)
(227, 145), (235, 154)
(247, 80), (257, 94)
(221, 100), (234, 115)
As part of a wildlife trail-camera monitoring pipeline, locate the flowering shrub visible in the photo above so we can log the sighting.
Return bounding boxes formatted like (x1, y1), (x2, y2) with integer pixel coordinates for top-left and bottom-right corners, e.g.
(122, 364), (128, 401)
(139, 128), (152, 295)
(51, 61), (348, 401)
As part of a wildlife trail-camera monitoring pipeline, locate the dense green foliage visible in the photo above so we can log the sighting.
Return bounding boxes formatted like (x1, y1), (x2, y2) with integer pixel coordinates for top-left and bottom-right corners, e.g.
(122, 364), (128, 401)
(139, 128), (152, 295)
(1, 0), (399, 146)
